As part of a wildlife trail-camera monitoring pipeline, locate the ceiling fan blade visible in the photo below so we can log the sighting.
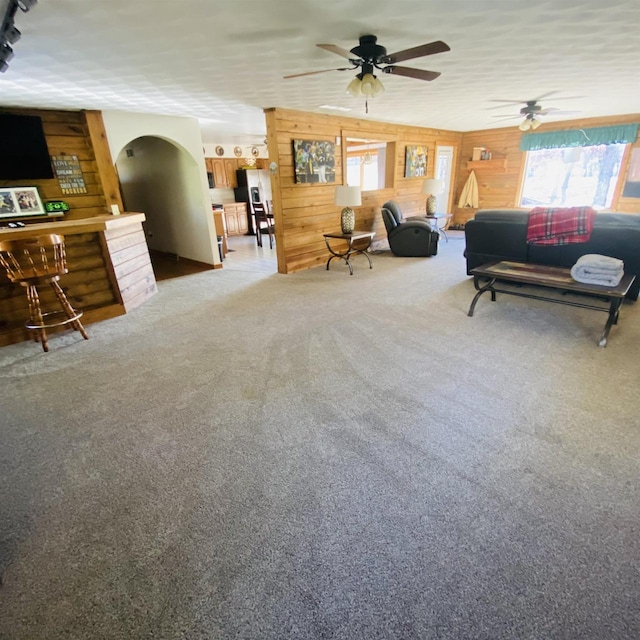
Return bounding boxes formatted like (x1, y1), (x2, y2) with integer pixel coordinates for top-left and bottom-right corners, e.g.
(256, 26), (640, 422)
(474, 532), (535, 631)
(283, 67), (352, 79)
(491, 114), (521, 119)
(492, 117), (524, 123)
(486, 101), (531, 111)
(382, 66), (441, 81)
(488, 94), (584, 111)
(384, 40), (450, 64)
(317, 44), (354, 60)
(539, 108), (581, 116)
(530, 90), (561, 102)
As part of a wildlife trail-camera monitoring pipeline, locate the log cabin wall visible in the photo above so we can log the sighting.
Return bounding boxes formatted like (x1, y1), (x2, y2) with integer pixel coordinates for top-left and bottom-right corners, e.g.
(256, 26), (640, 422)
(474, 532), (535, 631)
(264, 107), (463, 274)
(0, 230), (119, 346)
(0, 108), (154, 346)
(452, 113), (640, 226)
(0, 107), (123, 220)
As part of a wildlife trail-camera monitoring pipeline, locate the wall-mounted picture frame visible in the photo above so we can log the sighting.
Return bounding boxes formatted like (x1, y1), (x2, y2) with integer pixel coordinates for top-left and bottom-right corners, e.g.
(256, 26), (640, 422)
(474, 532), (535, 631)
(51, 154), (87, 194)
(293, 139), (336, 184)
(404, 145), (427, 177)
(0, 186), (45, 218)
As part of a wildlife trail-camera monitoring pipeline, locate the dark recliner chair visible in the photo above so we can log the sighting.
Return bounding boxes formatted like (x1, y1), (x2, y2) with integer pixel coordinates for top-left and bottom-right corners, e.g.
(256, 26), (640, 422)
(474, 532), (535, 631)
(381, 201), (439, 257)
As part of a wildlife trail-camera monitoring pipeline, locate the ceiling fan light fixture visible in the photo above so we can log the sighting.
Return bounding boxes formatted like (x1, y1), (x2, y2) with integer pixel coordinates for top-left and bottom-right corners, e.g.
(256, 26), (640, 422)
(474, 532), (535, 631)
(530, 117), (541, 130)
(346, 73), (384, 99)
(360, 73), (377, 96)
(519, 118), (531, 131)
(346, 76), (361, 97)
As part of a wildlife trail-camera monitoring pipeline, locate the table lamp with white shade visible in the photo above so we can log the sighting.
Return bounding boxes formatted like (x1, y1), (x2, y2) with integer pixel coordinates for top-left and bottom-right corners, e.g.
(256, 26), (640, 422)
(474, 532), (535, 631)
(421, 178), (444, 215)
(335, 185), (361, 234)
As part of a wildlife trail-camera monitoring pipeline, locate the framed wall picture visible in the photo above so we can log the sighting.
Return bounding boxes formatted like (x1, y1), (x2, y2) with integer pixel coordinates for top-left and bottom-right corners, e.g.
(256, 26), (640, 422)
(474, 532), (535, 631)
(293, 139), (336, 184)
(404, 145), (427, 177)
(0, 186), (45, 218)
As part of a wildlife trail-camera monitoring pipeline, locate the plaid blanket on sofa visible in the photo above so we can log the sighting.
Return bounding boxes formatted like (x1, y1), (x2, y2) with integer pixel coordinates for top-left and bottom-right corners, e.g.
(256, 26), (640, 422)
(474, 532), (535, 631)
(526, 206), (596, 245)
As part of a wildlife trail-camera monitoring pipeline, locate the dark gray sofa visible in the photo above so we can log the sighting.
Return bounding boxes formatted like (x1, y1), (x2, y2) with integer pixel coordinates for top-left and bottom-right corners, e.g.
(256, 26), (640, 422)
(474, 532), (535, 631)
(464, 209), (640, 300)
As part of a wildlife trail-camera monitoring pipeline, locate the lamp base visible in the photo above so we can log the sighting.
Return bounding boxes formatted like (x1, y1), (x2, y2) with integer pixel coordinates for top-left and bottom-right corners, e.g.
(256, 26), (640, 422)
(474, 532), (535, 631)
(426, 195), (437, 215)
(341, 207), (355, 234)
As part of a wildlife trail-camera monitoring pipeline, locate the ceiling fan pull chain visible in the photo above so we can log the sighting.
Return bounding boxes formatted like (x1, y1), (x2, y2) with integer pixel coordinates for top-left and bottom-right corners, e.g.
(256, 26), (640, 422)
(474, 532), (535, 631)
(365, 98), (369, 114)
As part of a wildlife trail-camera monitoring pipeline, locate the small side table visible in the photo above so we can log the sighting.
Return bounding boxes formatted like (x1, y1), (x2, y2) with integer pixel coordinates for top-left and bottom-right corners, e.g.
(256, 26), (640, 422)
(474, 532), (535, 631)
(323, 231), (375, 275)
(425, 213), (453, 243)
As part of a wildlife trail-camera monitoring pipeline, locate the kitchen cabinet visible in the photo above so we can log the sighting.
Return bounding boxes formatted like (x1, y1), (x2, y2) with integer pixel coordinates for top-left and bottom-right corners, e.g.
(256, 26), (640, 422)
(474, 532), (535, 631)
(224, 159), (239, 188)
(223, 203), (248, 236)
(209, 158), (227, 187)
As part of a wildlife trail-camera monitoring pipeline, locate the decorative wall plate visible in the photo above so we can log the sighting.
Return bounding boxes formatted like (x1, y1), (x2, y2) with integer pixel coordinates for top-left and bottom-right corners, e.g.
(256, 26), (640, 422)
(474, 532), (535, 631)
(251, 146), (259, 157)
(215, 145), (224, 156)
(234, 146), (242, 157)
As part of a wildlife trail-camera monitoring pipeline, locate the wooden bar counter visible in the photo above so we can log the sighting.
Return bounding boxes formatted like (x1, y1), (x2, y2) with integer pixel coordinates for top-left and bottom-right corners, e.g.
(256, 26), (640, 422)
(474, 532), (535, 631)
(0, 213), (157, 347)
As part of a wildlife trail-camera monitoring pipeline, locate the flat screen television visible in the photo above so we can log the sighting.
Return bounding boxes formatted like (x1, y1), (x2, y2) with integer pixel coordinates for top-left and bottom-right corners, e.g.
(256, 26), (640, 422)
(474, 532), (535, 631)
(0, 114), (54, 180)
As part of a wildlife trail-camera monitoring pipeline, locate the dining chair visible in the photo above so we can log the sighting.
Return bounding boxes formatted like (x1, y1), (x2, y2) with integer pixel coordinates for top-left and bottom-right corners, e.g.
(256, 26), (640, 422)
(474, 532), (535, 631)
(253, 202), (275, 249)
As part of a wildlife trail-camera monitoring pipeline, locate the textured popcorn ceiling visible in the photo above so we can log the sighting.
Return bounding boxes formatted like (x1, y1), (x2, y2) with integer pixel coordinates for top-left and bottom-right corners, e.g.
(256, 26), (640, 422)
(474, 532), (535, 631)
(2, 0), (639, 144)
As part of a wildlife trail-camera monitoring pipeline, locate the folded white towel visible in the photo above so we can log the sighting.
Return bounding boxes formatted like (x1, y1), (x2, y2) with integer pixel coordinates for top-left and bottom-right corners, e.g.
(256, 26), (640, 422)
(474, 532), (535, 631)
(571, 264), (624, 287)
(573, 253), (624, 273)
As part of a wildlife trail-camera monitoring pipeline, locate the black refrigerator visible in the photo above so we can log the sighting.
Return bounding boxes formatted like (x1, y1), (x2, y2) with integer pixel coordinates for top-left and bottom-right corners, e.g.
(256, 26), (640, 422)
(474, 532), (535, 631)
(234, 171), (265, 235)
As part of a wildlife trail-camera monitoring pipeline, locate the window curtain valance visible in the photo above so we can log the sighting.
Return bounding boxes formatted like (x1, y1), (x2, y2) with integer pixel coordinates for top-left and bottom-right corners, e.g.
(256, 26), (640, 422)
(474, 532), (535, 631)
(520, 124), (638, 151)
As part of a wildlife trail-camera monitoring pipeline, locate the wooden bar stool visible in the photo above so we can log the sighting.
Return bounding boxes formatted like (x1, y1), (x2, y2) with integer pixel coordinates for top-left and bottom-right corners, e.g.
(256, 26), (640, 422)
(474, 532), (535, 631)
(0, 233), (89, 352)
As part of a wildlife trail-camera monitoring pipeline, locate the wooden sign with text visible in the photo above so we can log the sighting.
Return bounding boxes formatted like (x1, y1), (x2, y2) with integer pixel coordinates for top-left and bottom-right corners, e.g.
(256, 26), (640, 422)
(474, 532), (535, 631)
(51, 155), (88, 194)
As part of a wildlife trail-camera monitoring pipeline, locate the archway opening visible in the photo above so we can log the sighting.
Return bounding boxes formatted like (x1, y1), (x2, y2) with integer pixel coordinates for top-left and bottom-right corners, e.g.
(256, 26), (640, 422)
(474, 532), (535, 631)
(115, 136), (214, 280)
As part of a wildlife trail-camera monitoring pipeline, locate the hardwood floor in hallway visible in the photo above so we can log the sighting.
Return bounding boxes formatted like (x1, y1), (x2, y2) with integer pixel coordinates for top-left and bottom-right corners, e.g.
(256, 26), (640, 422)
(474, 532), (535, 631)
(150, 251), (213, 282)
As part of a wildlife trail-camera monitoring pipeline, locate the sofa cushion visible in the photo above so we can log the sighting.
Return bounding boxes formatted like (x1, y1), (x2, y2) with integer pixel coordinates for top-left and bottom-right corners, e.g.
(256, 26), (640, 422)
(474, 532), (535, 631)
(474, 209), (530, 224)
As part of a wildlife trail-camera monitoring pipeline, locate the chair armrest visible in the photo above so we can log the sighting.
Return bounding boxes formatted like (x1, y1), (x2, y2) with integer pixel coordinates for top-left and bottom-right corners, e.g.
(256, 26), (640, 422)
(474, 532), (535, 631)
(396, 219), (435, 232)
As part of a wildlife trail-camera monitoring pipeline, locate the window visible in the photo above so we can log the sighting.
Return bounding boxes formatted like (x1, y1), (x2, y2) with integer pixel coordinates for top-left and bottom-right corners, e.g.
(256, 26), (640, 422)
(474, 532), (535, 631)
(343, 135), (393, 191)
(520, 143), (626, 209)
(346, 149), (381, 191)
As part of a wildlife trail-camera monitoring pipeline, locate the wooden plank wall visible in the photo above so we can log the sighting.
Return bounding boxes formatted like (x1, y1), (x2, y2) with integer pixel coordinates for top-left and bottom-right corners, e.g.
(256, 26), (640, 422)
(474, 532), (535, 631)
(0, 107), (120, 220)
(265, 108), (463, 274)
(452, 113), (640, 226)
(103, 224), (157, 312)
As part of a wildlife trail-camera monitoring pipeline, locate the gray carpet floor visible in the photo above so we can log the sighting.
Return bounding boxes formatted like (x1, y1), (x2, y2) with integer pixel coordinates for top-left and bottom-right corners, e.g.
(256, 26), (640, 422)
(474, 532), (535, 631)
(1, 235), (639, 640)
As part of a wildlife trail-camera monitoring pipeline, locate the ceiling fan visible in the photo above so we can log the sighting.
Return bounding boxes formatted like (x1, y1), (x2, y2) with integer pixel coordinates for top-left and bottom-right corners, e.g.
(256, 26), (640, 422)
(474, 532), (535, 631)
(284, 35), (450, 109)
(489, 92), (581, 131)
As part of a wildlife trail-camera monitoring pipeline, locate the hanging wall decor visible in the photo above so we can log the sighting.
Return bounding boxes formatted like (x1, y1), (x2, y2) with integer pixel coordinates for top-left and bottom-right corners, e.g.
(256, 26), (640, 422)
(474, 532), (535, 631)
(51, 155), (87, 194)
(404, 145), (427, 177)
(292, 139), (336, 184)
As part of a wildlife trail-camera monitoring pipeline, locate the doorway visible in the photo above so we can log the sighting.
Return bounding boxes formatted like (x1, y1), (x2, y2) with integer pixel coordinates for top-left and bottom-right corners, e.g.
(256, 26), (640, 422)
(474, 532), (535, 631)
(435, 146), (454, 213)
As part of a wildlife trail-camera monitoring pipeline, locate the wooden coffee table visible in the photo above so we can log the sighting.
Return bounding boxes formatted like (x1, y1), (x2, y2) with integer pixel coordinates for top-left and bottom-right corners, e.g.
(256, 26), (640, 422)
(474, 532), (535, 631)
(467, 260), (636, 347)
